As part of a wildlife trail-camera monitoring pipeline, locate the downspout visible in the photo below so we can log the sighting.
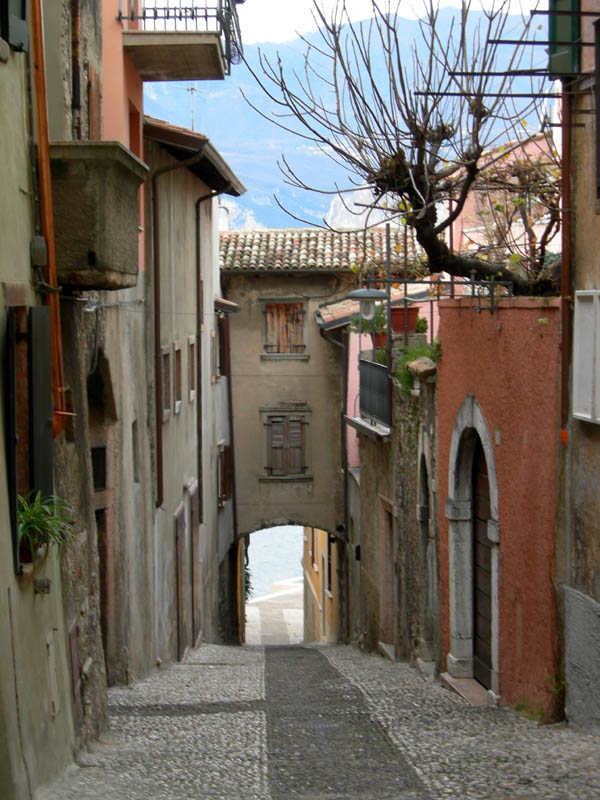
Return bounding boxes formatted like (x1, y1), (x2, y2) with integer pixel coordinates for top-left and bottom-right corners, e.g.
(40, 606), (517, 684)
(560, 84), (572, 431)
(71, 0), (81, 140)
(30, 0), (67, 436)
(151, 148), (208, 507)
(320, 326), (349, 642)
(559, 80), (573, 679)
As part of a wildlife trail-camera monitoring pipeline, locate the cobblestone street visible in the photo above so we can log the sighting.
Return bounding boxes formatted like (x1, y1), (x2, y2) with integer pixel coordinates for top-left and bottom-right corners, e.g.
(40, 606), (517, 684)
(37, 644), (600, 800)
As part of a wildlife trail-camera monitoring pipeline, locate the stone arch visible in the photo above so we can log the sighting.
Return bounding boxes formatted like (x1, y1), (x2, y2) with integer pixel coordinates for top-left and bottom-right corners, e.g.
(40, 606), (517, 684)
(445, 394), (499, 695)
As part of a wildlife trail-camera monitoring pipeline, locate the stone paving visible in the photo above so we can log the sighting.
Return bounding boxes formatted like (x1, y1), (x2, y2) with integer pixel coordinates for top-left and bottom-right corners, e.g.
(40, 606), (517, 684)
(37, 643), (600, 800)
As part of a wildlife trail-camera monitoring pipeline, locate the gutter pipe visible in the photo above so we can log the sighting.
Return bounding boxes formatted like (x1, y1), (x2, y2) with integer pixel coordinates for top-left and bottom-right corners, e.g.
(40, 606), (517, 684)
(31, 0), (67, 435)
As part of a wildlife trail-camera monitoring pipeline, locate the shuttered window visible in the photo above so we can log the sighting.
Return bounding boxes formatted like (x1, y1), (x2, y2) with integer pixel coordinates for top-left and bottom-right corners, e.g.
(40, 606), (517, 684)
(264, 303), (305, 354)
(217, 314), (229, 376)
(218, 444), (233, 507)
(1, 0), (29, 52)
(265, 414), (307, 476)
(5, 305), (53, 573)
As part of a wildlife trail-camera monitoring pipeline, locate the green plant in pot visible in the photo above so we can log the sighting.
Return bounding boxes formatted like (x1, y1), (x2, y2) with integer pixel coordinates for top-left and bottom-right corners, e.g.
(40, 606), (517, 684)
(17, 492), (76, 563)
(349, 302), (387, 335)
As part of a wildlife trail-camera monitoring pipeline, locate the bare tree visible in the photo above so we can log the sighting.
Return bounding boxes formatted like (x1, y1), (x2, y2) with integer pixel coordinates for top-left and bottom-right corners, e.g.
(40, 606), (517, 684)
(459, 131), (560, 284)
(244, 0), (560, 293)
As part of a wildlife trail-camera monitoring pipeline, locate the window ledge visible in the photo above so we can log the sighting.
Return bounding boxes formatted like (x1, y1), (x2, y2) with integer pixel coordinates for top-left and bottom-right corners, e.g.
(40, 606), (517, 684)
(259, 474), (313, 482)
(261, 353), (310, 361)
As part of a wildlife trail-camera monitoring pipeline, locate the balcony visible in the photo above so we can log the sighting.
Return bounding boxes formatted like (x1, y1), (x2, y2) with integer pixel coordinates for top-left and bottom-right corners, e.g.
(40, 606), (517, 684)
(359, 358), (390, 427)
(119, 1), (244, 81)
(50, 141), (148, 290)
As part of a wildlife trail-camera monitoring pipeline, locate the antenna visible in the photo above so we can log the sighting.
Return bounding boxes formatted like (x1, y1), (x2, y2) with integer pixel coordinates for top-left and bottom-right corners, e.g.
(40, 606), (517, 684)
(172, 82), (206, 131)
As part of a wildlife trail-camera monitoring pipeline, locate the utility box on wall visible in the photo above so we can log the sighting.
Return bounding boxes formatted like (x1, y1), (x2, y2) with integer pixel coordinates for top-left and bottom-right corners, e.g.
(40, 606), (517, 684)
(50, 141), (148, 290)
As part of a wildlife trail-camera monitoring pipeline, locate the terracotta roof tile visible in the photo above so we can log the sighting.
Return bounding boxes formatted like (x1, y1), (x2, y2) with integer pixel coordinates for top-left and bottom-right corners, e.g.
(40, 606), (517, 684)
(220, 227), (415, 273)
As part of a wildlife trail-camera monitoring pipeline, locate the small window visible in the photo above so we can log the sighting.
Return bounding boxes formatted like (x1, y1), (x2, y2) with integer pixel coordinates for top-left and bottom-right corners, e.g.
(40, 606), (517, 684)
(188, 336), (196, 401)
(161, 346), (171, 421)
(217, 444), (232, 508)
(174, 341), (182, 414)
(217, 314), (229, 377)
(210, 328), (217, 384)
(132, 420), (139, 483)
(263, 302), (306, 355)
(264, 414), (308, 477)
(91, 446), (107, 491)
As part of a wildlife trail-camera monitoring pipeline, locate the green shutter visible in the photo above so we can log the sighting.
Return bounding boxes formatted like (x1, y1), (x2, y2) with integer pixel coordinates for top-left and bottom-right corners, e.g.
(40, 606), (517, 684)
(4, 0), (29, 52)
(549, 0), (580, 79)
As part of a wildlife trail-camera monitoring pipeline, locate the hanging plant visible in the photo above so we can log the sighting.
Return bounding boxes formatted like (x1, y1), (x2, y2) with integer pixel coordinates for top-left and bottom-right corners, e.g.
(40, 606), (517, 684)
(17, 492), (76, 563)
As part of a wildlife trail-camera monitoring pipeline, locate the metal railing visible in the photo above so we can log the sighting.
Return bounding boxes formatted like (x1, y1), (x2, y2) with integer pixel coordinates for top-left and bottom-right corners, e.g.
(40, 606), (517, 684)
(359, 358), (390, 427)
(117, 1), (243, 71)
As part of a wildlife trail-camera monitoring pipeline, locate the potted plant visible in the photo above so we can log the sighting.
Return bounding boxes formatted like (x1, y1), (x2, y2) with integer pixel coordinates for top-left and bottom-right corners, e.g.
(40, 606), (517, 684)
(390, 300), (419, 333)
(17, 492), (75, 564)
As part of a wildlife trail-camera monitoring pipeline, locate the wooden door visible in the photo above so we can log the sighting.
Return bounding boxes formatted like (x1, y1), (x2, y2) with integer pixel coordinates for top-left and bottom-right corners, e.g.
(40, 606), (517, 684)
(472, 439), (492, 688)
(175, 503), (191, 661)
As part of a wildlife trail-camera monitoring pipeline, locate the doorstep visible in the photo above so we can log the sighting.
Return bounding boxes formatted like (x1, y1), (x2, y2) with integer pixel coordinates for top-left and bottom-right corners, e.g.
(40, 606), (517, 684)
(440, 672), (497, 707)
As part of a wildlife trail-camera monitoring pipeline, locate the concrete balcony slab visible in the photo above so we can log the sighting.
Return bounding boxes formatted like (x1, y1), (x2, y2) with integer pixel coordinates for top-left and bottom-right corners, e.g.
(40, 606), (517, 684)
(123, 31), (225, 81)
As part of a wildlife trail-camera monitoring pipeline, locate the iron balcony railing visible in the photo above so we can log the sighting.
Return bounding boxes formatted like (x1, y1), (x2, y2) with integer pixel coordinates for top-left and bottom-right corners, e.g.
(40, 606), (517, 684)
(117, 1), (244, 72)
(359, 358), (390, 427)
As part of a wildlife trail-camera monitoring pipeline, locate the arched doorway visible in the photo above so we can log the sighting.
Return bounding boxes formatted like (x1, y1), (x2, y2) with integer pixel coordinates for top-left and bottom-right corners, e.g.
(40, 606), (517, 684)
(445, 395), (499, 695)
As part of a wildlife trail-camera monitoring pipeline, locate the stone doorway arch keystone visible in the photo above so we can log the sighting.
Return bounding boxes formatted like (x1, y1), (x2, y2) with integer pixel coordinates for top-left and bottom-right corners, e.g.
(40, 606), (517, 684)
(445, 395), (499, 695)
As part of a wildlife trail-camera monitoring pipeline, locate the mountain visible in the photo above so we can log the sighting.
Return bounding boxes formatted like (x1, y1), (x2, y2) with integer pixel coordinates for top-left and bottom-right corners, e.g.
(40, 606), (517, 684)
(143, 8), (545, 230)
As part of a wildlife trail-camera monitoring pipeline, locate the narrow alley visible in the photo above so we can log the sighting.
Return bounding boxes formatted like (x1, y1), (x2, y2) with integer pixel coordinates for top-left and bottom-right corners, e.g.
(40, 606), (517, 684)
(38, 643), (599, 800)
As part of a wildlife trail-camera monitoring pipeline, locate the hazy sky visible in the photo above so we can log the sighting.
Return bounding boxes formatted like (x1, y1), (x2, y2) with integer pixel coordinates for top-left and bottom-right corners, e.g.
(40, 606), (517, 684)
(237, 1), (539, 45)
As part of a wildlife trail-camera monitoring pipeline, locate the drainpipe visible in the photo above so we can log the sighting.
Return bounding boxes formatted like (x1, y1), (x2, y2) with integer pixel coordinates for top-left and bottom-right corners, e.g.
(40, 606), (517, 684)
(320, 326), (349, 642)
(30, 0), (67, 436)
(560, 84), (572, 431)
(151, 148), (207, 507)
(71, 0), (81, 140)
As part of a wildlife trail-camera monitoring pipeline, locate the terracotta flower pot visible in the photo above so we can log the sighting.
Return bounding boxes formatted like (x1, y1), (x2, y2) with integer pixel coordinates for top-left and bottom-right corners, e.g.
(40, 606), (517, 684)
(373, 331), (387, 348)
(391, 304), (418, 333)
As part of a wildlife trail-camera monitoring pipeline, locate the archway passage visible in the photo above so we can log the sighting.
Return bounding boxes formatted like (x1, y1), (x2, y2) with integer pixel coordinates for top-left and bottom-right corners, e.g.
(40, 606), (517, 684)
(245, 526), (304, 645)
(472, 439), (492, 689)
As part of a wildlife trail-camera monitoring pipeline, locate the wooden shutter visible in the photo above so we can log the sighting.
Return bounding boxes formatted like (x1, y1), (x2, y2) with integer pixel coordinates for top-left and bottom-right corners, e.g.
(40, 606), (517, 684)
(29, 306), (53, 499)
(2, 0), (28, 52)
(289, 304), (304, 353)
(287, 416), (306, 475)
(175, 503), (190, 660)
(264, 304), (278, 353)
(266, 416), (285, 474)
